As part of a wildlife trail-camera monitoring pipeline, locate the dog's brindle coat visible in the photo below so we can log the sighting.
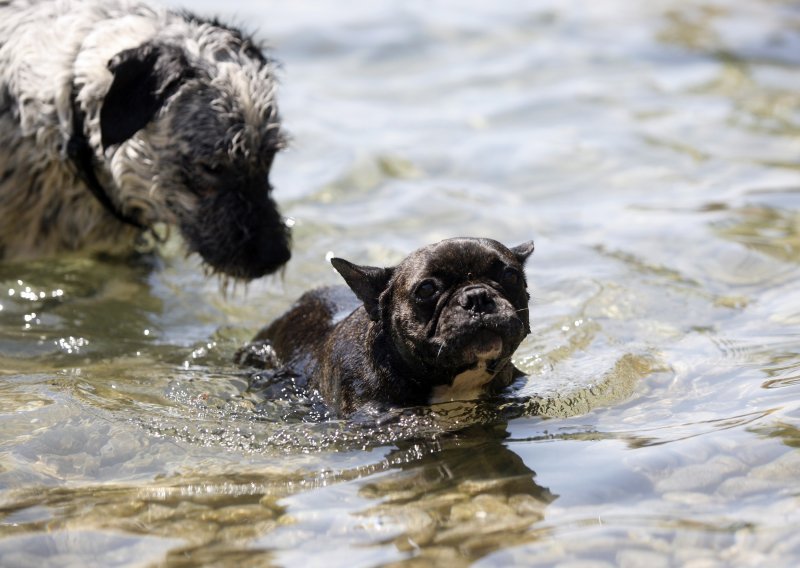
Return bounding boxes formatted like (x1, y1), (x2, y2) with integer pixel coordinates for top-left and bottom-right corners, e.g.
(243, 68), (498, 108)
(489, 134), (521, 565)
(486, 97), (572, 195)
(0, 0), (289, 279)
(241, 238), (535, 416)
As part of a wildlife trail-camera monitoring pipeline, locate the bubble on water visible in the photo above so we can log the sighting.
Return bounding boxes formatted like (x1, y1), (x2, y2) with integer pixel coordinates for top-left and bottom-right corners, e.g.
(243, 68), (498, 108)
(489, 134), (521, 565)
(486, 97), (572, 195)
(151, 388), (373, 452)
(190, 342), (217, 360)
(21, 287), (38, 301)
(56, 337), (90, 355)
(126, 370), (554, 458)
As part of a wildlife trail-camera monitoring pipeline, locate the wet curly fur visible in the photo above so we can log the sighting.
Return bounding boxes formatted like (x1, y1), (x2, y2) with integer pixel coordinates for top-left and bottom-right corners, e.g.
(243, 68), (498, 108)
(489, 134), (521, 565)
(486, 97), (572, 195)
(0, 0), (290, 279)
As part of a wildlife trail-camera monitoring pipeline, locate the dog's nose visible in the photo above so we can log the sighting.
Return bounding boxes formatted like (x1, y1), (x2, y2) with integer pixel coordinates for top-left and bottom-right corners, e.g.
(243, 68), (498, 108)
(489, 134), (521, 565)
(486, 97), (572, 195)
(458, 286), (496, 314)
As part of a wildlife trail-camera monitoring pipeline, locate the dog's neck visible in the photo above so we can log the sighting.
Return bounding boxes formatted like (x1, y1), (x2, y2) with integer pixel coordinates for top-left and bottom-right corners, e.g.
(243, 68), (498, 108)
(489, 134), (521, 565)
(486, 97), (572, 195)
(66, 85), (146, 231)
(428, 358), (504, 404)
(371, 321), (507, 405)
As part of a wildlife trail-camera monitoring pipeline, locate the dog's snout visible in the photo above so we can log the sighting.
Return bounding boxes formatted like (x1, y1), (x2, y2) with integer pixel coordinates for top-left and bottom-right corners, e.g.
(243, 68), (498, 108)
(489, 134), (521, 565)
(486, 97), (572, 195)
(458, 285), (496, 315)
(183, 185), (291, 280)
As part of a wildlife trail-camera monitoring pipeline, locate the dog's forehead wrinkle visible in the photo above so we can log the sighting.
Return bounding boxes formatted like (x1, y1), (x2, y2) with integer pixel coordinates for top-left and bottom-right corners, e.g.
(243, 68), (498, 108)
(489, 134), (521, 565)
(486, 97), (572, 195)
(405, 248), (502, 287)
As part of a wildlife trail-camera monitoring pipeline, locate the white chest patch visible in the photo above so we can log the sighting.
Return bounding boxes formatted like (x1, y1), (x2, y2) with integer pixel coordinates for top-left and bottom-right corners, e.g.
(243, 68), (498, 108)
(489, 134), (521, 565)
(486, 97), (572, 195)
(429, 362), (496, 404)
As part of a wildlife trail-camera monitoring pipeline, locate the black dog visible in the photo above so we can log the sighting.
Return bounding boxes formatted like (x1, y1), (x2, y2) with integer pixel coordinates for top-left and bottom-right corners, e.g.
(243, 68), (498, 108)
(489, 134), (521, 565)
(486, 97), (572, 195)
(239, 237), (535, 416)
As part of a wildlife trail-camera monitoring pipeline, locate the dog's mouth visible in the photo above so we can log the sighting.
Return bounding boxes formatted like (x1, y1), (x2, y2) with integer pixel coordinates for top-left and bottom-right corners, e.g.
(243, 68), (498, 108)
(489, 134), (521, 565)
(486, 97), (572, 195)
(428, 323), (519, 372)
(427, 293), (525, 367)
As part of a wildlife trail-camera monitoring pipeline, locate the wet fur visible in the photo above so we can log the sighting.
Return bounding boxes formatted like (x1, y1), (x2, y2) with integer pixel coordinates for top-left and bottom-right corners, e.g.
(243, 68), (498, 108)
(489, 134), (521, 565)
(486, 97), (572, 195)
(239, 238), (535, 416)
(0, 0), (289, 278)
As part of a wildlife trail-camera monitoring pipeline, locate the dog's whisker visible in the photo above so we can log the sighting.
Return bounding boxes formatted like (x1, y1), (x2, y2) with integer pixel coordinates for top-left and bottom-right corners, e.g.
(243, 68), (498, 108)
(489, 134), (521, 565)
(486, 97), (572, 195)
(436, 341), (446, 361)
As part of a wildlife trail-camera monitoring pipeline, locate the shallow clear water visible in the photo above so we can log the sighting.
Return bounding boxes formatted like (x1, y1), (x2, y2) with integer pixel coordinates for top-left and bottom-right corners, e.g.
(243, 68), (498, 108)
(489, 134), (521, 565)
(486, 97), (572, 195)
(2, 0), (800, 566)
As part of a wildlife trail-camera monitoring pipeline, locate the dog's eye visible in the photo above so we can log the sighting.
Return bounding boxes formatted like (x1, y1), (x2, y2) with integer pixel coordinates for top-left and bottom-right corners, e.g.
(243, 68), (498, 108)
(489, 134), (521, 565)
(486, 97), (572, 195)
(415, 280), (438, 301)
(501, 267), (522, 288)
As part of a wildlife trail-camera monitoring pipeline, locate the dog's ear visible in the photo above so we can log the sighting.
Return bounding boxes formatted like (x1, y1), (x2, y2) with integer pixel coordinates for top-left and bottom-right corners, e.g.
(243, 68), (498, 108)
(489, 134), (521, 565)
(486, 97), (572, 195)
(101, 42), (195, 149)
(331, 258), (394, 322)
(510, 241), (535, 265)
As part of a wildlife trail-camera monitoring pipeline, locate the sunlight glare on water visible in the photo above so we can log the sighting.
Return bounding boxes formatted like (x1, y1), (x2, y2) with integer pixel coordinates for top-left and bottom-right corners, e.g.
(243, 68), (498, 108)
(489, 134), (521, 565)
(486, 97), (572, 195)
(2, 0), (800, 566)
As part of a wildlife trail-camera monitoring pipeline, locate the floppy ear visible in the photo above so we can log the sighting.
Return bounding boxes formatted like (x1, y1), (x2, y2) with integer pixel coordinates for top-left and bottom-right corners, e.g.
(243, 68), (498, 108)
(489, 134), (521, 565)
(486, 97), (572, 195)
(100, 42), (195, 149)
(510, 241), (535, 265)
(330, 258), (394, 322)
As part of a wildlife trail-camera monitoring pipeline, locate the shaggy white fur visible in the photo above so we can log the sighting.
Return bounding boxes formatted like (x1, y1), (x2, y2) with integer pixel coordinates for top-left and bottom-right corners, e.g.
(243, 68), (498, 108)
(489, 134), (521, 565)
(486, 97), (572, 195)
(0, 0), (289, 279)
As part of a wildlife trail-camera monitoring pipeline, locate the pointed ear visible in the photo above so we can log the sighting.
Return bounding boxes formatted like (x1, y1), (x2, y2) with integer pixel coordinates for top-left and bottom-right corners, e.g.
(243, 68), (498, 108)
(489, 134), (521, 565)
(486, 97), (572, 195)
(100, 42), (195, 149)
(331, 258), (393, 321)
(510, 241), (535, 265)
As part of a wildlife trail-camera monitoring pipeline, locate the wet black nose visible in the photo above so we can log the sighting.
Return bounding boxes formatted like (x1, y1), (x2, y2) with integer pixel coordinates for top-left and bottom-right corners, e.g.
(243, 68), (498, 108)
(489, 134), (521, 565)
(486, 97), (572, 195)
(458, 286), (496, 314)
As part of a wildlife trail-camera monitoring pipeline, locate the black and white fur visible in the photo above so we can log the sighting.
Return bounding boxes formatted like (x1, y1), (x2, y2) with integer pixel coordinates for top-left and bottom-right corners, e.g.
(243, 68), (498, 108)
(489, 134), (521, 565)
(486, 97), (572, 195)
(0, 0), (290, 279)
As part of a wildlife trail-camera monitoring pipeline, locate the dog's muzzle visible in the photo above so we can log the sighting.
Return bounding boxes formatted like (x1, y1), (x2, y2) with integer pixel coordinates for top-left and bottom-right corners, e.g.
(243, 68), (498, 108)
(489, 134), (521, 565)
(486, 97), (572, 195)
(181, 185), (291, 280)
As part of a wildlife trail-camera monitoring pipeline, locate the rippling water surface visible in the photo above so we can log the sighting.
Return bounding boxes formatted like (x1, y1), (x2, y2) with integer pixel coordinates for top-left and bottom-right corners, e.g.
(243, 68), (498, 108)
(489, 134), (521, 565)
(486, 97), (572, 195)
(2, 1), (800, 566)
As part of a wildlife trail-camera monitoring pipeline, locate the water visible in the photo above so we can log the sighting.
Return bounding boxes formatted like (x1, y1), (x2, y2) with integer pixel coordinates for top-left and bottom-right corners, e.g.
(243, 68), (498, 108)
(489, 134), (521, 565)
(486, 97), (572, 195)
(2, 0), (800, 565)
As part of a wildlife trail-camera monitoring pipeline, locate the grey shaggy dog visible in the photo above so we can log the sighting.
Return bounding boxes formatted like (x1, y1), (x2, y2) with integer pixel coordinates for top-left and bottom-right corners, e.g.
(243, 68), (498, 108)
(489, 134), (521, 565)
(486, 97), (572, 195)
(0, 0), (291, 279)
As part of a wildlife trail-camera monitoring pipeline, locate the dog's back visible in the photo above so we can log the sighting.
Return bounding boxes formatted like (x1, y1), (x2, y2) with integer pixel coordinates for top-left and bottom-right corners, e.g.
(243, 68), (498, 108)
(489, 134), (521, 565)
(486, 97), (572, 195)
(252, 286), (362, 378)
(0, 0), (173, 259)
(0, 1), (126, 257)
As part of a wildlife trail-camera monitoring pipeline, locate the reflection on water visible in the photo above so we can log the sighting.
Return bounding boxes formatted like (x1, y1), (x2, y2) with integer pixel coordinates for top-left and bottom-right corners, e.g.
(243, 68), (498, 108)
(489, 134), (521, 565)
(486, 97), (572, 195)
(715, 199), (800, 264)
(3, 0), (800, 566)
(258, 426), (556, 566)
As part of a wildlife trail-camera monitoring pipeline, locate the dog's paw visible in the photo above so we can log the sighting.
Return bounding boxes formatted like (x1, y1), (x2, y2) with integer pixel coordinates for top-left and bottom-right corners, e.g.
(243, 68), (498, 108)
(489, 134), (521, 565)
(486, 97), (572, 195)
(234, 339), (280, 368)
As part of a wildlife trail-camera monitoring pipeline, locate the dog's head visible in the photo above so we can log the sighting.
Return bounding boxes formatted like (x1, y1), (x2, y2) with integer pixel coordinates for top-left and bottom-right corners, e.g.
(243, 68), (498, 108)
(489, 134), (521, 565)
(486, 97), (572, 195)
(331, 238), (534, 380)
(98, 21), (290, 280)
